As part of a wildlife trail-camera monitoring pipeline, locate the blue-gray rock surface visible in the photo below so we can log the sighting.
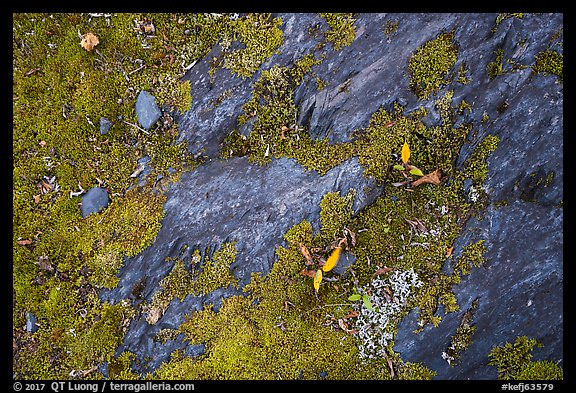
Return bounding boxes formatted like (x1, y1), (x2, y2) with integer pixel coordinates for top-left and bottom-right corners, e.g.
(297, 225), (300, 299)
(135, 91), (162, 130)
(81, 187), (110, 218)
(100, 13), (563, 378)
(100, 116), (113, 135)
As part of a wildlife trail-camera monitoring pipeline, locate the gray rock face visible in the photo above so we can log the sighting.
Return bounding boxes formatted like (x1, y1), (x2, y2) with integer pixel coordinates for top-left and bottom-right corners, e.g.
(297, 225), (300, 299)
(81, 187), (110, 218)
(101, 13), (562, 378)
(135, 91), (162, 130)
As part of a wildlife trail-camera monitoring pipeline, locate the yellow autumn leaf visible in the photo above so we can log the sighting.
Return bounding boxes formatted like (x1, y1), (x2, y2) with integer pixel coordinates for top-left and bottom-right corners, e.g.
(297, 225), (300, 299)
(322, 246), (341, 272)
(401, 141), (410, 164)
(313, 269), (323, 292)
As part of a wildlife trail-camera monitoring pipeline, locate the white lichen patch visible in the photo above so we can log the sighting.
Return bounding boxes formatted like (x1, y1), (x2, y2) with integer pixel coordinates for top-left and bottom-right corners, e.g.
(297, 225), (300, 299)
(354, 268), (423, 360)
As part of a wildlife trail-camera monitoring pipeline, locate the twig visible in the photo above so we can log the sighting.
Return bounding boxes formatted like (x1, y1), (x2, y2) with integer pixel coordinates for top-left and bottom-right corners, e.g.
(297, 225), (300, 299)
(122, 120), (149, 134)
(128, 64), (145, 75)
(118, 65), (130, 82)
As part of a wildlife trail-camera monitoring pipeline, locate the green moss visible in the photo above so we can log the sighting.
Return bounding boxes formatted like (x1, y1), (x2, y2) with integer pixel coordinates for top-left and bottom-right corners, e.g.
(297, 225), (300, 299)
(384, 19), (399, 40)
(316, 76), (328, 91)
(513, 361), (563, 380)
(396, 362), (437, 380)
(443, 298), (479, 366)
(319, 13), (356, 51)
(532, 49), (563, 82)
(487, 48), (506, 80)
(222, 13), (284, 78)
(494, 13), (525, 31)
(152, 194), (391, 380)
(107, 352), (141, 380)
(407, 31), (459, 100)
(12, 13), (207, 378)
(222, 52), (356, 175)
(489, 336), (563, 380)
(453, 240), (486, 276)
(318, 189), (356, 244)
(144, 243), (239, 325)
(465, 134), (500, 185)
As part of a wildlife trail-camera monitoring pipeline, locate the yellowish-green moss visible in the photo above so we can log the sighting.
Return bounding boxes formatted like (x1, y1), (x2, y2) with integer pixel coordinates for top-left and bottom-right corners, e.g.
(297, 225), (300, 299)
(494, 13), (525, 31)
(222, 53), (357, 175)
(407, 31), (459, 100)
(144, 243), (239, 325)
(222, 13), (284, 78)
(152, 193), (394, 380)
(532, 49), (563, 82)
(384, 19), (399, 40)
(488, 336), (563, 380)
(487, 48), (506, 80)
(513, 361), (563, 380)
(319, 13), (357, 51)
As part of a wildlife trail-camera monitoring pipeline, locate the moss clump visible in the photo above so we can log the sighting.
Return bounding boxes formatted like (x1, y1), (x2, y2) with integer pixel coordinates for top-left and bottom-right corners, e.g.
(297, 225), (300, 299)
(222, 53), (356, 175)
(319, 13), (357, 51)
(453, 240), (486, 276)
(144, 243), (239, 325)
(464, 134), (500, 186)
(407, 31), (459, 100)
(443, 298), (479, 366)
(532, 49), (563, 82)
(396, 362), (437, 380)
(487, 48), (506, 80)
(384, 19), (399, 40)
(494, 13), (524, 32)
(221, 13), (284, 78)
(514, 361), (564, 380)
(488, 336), (563, 380)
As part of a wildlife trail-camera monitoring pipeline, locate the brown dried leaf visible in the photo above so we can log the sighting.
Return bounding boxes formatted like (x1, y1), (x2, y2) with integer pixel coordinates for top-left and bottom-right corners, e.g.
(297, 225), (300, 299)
(446, 246), (454, 258)
(33, 194), (41, 204)
(412, 169), (442, 187)
(80, 32), (99, 52)
(298, 243), (315, 265)
(17, 239), (32, 245)
(342, 310), (359, 319)
(338, 318), (358, 334)
(299, 269), (317, 278)
(374, 266), (393, 276)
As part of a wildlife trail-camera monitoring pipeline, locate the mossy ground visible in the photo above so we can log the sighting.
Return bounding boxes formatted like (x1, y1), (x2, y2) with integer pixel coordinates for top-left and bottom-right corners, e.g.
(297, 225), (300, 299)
(12, 12), (285, 379)
(14, 13), (562, 380)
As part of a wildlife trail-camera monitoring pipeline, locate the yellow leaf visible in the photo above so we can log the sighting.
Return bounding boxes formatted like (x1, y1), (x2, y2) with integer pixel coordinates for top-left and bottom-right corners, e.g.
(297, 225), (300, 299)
(401, 141), (410, 163)
(314, 269), (323, 292)
(322, 246), (341, 272)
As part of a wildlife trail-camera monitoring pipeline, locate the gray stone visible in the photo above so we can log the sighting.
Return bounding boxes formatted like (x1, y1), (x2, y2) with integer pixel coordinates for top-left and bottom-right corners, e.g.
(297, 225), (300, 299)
(99, 117), (113, 135)
(25, 312), (39, 333)
(81, 187), (110, 218)
(135, 91), (162, 130)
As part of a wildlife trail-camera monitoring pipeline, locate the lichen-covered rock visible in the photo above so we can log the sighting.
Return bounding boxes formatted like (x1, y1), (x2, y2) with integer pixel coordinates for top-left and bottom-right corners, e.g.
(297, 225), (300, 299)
(81, 187), (110, 218)
(135, 91), (162, 130)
